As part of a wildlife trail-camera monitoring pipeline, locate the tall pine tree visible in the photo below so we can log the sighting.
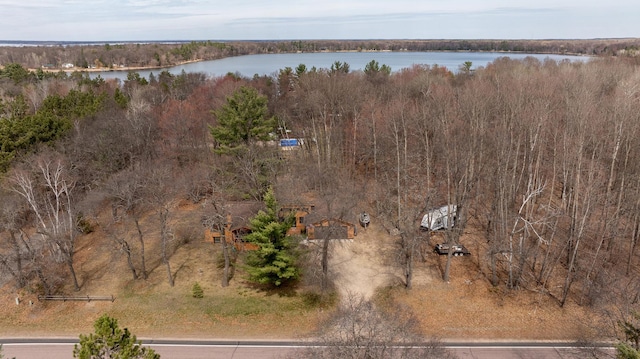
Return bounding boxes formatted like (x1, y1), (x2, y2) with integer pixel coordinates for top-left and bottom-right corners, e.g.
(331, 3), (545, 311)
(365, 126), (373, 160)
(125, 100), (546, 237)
(209, 86), (276, 155)
(244, 188), (299, 287)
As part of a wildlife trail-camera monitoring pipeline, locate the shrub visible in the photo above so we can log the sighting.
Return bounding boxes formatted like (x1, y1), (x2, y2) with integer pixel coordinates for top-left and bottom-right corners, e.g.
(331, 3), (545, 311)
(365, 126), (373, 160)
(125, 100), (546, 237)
(76, 213), (95, 234)
(192, 282), (204, 298)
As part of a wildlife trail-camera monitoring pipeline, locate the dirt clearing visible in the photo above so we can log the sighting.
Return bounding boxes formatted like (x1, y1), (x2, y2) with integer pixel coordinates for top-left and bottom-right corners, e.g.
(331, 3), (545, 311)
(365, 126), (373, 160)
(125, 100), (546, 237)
(329, 223), (402, 300)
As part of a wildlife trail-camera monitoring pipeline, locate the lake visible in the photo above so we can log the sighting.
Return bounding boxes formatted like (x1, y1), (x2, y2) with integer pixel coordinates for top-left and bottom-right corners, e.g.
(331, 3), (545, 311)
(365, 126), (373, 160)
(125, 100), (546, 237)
(91, 51), (588, 81)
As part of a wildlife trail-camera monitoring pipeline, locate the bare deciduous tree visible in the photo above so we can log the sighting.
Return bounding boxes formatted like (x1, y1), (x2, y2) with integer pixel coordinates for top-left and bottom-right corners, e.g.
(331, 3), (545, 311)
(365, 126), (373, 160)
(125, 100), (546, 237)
(9, 155), (80, 291)
(146, 164), (177, 287)
(291, 293), (455, 359)
(0, 190), (30, 289)
(201, 184), (232, 288)
(105, 167), (149, 280)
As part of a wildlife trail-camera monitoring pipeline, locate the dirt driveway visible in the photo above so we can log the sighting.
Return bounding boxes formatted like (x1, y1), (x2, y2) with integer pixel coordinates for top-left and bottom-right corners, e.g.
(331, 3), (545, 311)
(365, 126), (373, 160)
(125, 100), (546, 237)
(328, 222), (425, 300)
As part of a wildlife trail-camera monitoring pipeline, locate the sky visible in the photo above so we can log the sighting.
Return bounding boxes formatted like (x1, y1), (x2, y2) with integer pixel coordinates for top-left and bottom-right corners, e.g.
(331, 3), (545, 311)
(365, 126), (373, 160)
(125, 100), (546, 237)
(1, 0), (639, 42)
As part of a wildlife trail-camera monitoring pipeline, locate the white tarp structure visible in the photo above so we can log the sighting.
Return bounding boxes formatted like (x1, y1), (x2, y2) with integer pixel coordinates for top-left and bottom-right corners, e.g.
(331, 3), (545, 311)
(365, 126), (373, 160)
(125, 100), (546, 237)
(420, 204), (457, 231)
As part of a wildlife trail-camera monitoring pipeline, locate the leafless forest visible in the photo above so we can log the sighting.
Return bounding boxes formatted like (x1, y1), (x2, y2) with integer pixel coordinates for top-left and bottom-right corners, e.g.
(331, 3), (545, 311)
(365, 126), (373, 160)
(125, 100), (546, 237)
(1, 42), (640, 327)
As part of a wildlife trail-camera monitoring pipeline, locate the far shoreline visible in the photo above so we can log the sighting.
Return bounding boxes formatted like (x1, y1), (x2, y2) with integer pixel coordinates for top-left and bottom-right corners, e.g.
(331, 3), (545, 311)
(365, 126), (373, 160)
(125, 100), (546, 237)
(32, 58), (204, 74)
(29, 48), (592, 75)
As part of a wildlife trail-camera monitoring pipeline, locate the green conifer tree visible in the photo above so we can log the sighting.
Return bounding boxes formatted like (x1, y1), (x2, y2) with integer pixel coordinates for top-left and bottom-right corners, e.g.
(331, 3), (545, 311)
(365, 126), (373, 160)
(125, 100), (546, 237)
(192, 282), (204, 298)
(617, 312), (640, 359)
(209, 86), (276, 155)
(73, 314), (160, 359)
(244, 187), (299, 287)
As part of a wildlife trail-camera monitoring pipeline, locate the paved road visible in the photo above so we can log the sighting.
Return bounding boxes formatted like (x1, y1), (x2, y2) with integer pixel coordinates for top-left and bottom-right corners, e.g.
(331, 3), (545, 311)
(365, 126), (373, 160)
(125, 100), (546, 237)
(0, 339), (616, 359)
(451, 342), (615, 358)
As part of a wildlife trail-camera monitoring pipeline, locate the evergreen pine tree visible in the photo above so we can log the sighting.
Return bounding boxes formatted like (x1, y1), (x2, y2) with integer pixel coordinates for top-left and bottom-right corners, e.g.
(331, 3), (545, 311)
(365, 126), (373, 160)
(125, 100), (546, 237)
(73, 314), (160, 359)
(244, 188), (299, 287)
(209, 86), (276, 155)
(192, 282), (204, 298)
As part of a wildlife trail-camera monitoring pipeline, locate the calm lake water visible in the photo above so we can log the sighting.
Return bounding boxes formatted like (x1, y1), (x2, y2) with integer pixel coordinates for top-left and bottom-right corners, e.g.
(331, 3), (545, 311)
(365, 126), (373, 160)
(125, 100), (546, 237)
(91, 51), (588, 81)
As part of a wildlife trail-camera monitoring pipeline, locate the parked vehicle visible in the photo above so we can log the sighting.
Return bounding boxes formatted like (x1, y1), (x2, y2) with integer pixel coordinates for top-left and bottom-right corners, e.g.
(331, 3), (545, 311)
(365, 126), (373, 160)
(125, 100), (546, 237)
(420, 204), (457, 231)
(434, 243), (470, 256)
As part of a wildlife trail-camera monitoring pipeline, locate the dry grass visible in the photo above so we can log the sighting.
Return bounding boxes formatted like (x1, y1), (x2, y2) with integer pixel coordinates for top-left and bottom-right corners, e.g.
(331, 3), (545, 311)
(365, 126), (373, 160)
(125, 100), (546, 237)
(0, 238), (323, 338)
(390, 263), (604, 341)
(0, 203), (613, 342)
(331, 221), (609, 342)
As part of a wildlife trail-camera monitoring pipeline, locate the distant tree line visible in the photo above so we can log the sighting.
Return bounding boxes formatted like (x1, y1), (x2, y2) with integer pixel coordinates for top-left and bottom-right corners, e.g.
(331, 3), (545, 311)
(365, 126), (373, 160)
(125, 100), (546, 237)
(1, 38), (640, 71)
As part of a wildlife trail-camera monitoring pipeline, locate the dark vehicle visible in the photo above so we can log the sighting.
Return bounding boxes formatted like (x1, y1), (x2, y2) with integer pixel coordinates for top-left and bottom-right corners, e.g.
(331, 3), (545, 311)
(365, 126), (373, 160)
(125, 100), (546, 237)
(434, 243), (470, 256)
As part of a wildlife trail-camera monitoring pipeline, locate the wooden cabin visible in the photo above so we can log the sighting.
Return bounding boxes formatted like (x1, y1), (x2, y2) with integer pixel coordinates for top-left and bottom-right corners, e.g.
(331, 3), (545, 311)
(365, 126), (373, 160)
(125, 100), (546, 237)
(279, 204), (314, 236)
(204, 214), (258, 251)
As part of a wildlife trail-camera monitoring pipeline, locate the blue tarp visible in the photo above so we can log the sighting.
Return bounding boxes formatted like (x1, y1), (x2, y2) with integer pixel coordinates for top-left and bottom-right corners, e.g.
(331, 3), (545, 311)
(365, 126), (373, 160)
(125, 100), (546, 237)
(280, 139), (299, 147)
